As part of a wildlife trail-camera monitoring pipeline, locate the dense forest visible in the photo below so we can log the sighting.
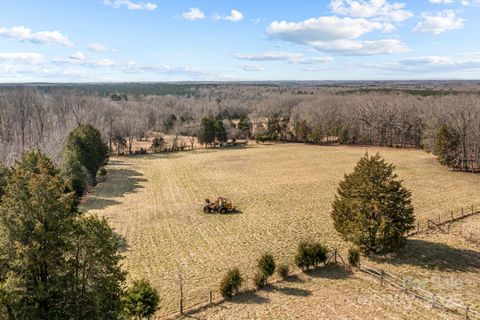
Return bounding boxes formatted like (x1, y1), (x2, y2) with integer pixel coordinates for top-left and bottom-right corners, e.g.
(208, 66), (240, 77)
(0, 83), (479, 171)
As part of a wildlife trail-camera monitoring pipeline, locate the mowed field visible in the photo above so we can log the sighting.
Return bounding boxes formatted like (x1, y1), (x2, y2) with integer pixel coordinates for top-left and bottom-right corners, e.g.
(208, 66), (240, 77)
(83, 144), (480, 317)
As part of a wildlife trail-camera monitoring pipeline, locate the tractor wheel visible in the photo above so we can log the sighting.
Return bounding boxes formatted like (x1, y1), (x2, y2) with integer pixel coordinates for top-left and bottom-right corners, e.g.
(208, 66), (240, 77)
(204, 206), (211, 213)
(219, 207), (227, 214)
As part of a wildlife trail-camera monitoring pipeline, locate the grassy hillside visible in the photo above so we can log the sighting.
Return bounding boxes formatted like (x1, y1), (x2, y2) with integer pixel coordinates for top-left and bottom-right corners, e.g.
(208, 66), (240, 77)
(83, 144), (480, 316)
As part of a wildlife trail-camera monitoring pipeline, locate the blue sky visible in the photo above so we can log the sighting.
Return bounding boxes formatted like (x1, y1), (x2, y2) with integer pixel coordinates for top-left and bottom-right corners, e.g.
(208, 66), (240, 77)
(0, 0), (479, 82)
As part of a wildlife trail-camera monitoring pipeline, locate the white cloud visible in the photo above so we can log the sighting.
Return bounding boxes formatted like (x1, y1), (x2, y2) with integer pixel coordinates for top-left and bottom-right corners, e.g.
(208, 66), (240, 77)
(234, 51), (303, 61)
(311, 39), (409, 55)
(267, 16), (384, 43)
(181, 8), (206, 21)
(69, 52), (86, 61)
(430, 0), (480, 5)
(103, 0), (157, 11)
(413, 10), (465, 34)
(0, 52), (44, 64)
(88, 42), (109, 52)
(214, 9), (244, 22)
(238, 64), (264, 71)
(225, 10), (244, 22)
(429, 0), (455, 3)
(0, 25), (74, 47)
(330, 0), (413, 22)
(363, 53), (480, 73)
(267, 16), (409, 55)
(233, 51), (333, 64)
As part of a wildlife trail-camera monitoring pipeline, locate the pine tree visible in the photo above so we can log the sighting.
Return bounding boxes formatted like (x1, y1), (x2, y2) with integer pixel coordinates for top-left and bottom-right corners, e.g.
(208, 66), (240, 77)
(0, 162), (9, 202)
(331, 153), (415, 253)
(0, 151), (76, 320)
(65, 216), (126, 320)
(434, 124), (460, 167)
(64, 124), (108, 182)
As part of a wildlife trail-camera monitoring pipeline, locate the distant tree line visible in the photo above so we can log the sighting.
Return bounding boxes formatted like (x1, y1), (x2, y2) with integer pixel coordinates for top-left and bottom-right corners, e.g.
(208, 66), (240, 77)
(0, 86), (479, 170)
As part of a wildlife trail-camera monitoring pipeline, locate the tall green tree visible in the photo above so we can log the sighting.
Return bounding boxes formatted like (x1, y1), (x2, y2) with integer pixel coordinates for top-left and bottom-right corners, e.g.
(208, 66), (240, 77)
(0, 162), (10, 202)
(0, 151), (126, 320)
(64, 124), (108, 182)
(434, 124), (460, 167)
(65, 216), (126, 320)
(0, 151), (76, 320)
(214, 120), (227, 143)
(197, 117), (215, 147)
(331, 153), (415, 253)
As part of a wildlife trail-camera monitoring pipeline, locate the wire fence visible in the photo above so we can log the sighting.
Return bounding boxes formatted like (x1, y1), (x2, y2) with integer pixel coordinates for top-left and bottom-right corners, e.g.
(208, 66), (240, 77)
(410, 204), (480, 237)
(360, 265), (480, 320)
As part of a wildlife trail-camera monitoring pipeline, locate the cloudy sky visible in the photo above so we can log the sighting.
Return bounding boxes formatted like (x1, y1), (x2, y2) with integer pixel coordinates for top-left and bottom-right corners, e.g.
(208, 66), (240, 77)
(1, 0), (479, 82)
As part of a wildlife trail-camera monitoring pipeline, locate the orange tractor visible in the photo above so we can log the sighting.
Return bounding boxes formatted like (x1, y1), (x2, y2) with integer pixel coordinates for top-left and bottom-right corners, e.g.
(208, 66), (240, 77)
(203, 197), (236, 214)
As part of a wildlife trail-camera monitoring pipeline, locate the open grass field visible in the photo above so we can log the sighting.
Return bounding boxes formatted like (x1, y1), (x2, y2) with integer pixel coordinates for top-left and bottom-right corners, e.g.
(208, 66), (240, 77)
(83, 144), (480, 317)
(186, 266), (452, 320)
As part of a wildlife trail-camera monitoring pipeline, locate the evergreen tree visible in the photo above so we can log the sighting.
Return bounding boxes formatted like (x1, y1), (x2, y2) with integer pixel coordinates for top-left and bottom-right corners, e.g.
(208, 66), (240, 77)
(214, 120), (227, 143)
(331, 153), (415, 253)
(122, 279), (159, 320)
(237, 116), (251, 138)
(0, 151), (125, 320)
(434, 124), (460, 167)
(197, 117), (215, 147)
(64, 124), (108, 181)
(65, 216), (126, 320)
(61, 157), (89, 200)
(0, 151), (76, 320)
(0, 162), (10, 202)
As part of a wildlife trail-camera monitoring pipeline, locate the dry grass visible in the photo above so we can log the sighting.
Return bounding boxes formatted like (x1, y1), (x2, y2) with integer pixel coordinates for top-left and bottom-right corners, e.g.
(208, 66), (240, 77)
(185, 266), (452, 320)
(83, 144), (480, 317)
(366, 231), (480, 312)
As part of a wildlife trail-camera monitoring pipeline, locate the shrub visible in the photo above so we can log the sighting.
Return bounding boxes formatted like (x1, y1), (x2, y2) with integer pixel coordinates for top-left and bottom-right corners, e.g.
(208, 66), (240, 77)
(295, 241), (312, 270)
(310, 243), (329, 266)
(99, 167), (107, 176)
(220, 268), (243, 299)
(123, 279), (160, 319)
(253, 272), (267, 289)
(331, 153), (415, 254)
(258, 253), (276, 277)
(276, 264), (289, 280)
(348, 247), (360, 268)
(295, 241), (329, 271)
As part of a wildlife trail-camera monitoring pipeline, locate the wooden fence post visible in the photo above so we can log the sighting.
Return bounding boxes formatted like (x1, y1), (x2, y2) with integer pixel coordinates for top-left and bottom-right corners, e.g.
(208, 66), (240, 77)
(472, 204), (474, 214)
(417, 221), (420, 233)
(209, 291), (213, 305)
(380, 269), (384, 287)
(462, 208), (464, 217)
(451, 211), (454, 221)
(403, 277), (408, 293)
(465, 305), (470, 320)
(432, 293), (436, 308)
(438, 214), (441, 224)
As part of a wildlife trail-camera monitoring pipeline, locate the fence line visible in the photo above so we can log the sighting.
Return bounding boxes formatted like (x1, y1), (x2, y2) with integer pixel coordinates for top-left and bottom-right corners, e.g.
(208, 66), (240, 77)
(360, 265), (480, 320)
(409, 204), (480, 237)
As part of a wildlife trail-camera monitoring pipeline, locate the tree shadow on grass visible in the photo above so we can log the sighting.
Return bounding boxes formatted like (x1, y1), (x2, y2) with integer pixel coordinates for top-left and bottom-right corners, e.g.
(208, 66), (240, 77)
(82, 166), (146, 211)
(305, 265), (352, 280)
(268, 285), (312, 297)
(285, 274), (305, 284)
(371, 239), (480, 272)
(230, 291), (270, 305)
